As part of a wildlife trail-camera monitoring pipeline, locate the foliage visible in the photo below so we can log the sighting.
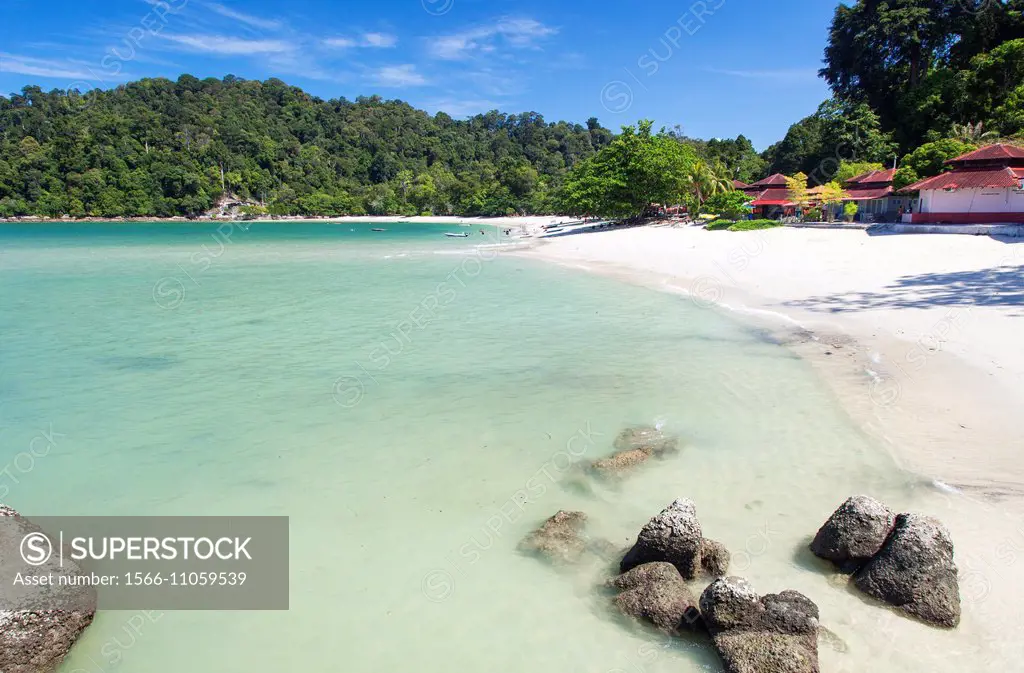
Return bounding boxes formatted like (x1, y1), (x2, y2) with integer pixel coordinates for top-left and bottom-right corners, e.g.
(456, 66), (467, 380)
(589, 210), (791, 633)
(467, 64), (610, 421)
(896, 138), (977, 187)
(763, 99), (896, 182)
(239, 205), (268, 220)
(816, 181), (849, 221)
(950, 121), (999, 143)
(704, 190), (751, 220)
(843, 201), (859, 221)
(727, 219), (783, 231)
(705, 219), (735, 231)
(837, 161), (884, 183)
(821, 1), (1024, 148)
(558, 120), (697, 218)
(0, 77), (612, 218)
(785, 172), (811, 209)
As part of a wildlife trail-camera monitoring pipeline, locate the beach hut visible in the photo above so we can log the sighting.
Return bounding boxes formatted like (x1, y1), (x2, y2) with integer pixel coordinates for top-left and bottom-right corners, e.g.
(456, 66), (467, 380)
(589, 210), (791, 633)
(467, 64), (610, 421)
(904, 144), (1024, 224)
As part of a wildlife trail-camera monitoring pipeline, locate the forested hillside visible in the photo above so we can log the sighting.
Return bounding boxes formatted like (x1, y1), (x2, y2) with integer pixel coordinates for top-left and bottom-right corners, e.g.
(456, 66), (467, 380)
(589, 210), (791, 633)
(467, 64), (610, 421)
(0, 76), (616, 218)
(2, 0), (1021, 218)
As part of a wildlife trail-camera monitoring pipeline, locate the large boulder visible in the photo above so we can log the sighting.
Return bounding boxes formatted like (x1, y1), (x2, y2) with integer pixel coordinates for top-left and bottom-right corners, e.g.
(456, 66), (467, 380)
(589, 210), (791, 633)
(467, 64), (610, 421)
(853, 513), (961, 627)
(700, 577), (820, 673)
(518, 510), (588, 563)
(0, 505), (96, 673)
(613, 426), (679, 457)
(620, 499), (703, 579)
(608, 562), (703, 633)
(810, 496), (895, 572)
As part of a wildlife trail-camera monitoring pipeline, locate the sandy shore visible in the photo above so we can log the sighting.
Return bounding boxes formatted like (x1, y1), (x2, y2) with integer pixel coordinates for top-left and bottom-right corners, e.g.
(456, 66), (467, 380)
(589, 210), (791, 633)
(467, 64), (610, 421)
(522, 224), (1024, 655)
(525, 224), (1024, 495)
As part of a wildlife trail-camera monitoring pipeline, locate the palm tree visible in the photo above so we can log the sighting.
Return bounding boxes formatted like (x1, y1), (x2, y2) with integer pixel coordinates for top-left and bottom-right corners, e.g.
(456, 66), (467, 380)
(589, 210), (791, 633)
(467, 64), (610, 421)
(687, 159), (731, 213)
(950, 121), (999, 143)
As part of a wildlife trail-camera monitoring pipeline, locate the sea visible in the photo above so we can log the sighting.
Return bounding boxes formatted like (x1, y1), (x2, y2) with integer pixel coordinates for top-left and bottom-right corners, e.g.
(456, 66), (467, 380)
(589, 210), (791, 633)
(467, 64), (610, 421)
(0, 221), (1005, 672)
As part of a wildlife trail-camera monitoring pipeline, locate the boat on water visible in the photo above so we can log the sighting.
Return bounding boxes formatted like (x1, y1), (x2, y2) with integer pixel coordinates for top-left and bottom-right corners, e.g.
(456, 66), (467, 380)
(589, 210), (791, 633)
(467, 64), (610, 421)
(371, 228), (386, 232)
(445, 232), (470, 238)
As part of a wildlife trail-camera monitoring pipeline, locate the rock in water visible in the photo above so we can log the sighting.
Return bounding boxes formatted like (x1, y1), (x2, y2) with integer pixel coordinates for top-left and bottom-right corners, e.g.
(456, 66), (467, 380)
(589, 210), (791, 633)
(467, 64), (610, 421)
(620, 499), (703, 579)
(853, 513), (961, 627)
(810, 495), (896, 572)
(608, 562), (703, 633)
(0, 505), (96, 673)
(518, 510), (588, 563)
(700, 538), (731, 577)
(613, 426), (679, 457)
(589, 448), (652, 478)
(700, 577), (820, 673)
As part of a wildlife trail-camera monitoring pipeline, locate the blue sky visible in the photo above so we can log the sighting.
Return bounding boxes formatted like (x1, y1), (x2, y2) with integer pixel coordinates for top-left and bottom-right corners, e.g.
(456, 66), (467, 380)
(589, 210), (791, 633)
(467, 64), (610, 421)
(0, 0), (836, 149)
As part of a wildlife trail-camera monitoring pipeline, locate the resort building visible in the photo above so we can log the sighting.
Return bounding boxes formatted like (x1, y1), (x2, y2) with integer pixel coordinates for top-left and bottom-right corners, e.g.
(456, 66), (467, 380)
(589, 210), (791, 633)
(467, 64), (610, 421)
(841, 168), (913, 222)
(904, 144), (1024, 224)
(740, 174), (795, 219)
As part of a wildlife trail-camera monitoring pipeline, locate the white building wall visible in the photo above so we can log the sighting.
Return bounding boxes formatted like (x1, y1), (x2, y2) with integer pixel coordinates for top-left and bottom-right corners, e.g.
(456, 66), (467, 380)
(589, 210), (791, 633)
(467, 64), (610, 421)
(920, 187), (1024, 214)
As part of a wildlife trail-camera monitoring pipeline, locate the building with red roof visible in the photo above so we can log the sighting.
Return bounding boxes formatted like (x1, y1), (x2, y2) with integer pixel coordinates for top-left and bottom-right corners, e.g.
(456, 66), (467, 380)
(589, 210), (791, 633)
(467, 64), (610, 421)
(739, 174), (795, 218)
(904, 144), (1024, 224)
(839, 168), (913, 222)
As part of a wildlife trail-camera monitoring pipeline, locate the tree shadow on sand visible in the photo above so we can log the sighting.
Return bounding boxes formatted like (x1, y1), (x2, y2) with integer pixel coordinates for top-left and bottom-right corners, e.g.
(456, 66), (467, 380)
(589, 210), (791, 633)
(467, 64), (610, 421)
(786, 264), (1024, 316)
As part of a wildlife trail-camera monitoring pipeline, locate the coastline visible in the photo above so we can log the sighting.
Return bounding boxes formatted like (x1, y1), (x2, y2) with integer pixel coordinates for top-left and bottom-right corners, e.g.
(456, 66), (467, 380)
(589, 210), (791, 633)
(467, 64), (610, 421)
(520, 224), (1024, 498)
(0, 215), (580, 228)
(519, 224), (1024, 654)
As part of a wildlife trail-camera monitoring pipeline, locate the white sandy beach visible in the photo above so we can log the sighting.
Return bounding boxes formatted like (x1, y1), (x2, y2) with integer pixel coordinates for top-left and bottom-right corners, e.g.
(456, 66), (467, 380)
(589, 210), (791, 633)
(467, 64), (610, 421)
(523, 224), (1024, 658)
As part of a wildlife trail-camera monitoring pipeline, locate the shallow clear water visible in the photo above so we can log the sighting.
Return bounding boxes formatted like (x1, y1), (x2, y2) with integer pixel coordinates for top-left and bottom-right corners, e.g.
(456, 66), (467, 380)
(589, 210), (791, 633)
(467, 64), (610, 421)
(0, 222), (1003, 672)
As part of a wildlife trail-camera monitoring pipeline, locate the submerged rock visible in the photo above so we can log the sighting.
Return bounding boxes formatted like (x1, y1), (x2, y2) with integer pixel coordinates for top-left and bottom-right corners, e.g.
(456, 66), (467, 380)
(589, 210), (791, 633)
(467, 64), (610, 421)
(700, 538), (731, 577)
(0, 505), (96, 673)
(613, 426), (679, 457)
(853, 513), (961, 627)
(621, 499), (703, 579)
(700, 577), (820, 673)
(608, 562), (703, 633)
(589, 448), (652, 477)
(518, 510), (588, 563)
(810, 495), (896, 572)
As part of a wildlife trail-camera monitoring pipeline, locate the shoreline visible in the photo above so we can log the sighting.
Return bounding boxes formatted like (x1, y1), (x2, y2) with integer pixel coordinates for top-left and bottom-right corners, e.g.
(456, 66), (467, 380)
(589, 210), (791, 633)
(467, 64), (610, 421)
(519, 225), (1024, 500)
(0, 215), (580, 228)
(519, 224), (1024, 659)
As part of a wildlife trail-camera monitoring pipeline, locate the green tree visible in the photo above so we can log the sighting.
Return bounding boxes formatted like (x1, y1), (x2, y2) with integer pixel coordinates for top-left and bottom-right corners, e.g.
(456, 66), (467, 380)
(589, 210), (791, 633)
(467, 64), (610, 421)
(559, 121), (697, 218)
(837, 161), (885, 183)
(893, 138), (977, 189)
(704, 190), (751, 220)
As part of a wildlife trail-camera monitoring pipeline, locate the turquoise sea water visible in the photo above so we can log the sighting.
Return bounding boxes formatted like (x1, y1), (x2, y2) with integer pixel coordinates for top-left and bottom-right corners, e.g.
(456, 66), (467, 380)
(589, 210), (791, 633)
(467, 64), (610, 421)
(0, 222), (999, 671)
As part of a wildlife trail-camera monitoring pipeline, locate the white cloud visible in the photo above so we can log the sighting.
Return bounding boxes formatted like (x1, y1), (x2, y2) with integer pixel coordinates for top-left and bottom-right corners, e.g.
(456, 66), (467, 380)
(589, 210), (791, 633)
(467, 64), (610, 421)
(206, 3), (283, 30)
(324, 37), (357, 49)
(0, 52), (121, 81)
(159, 34), (293, 55)
(324, 32), (398, 49)
(427, 18), (557, 60)
(705, 67), (818, 82)
(362, 32), (397, 48)
(374, 64), (428, 87)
